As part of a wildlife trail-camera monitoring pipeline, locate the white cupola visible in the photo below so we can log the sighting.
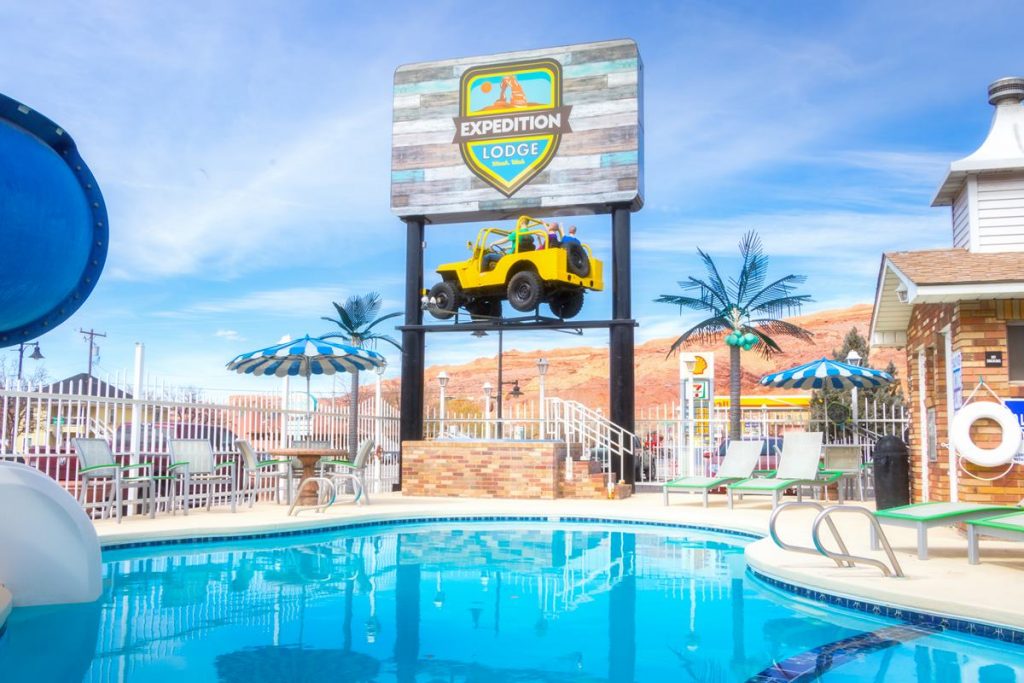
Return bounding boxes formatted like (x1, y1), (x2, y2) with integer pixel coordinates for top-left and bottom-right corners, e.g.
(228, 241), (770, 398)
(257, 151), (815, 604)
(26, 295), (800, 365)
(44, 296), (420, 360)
(933, 77), (1024, 252)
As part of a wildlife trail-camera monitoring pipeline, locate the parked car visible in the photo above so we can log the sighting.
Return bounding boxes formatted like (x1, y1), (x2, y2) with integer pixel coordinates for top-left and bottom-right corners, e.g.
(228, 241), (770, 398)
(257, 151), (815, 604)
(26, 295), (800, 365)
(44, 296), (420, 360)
(111, 423), (240, 454)
(716, 437), (782, 471)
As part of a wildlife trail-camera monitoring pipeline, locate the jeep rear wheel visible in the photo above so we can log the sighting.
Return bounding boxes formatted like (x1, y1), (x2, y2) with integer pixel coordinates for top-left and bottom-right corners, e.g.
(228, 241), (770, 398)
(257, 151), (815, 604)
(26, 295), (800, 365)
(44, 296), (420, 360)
(427, 281), (460, 320)
(566, 243), (591, 278)
(548, 290), (584, 319)
(507, 271), (542, 312)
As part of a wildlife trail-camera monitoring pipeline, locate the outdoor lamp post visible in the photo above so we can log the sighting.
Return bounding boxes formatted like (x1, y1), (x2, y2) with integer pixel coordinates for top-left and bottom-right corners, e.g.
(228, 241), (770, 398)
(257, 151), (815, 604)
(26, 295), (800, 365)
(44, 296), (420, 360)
(537, 358), (549, 436)
(483, 382), (493, 440)
(437, 371), (449, 437)
(846, 350), (862, 443)
(15, 341), (43, 381)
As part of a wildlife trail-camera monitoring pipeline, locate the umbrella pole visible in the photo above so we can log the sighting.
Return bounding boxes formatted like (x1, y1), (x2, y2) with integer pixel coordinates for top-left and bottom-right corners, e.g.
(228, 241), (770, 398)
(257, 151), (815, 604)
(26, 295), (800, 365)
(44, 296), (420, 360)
(306, 362), (313, 441)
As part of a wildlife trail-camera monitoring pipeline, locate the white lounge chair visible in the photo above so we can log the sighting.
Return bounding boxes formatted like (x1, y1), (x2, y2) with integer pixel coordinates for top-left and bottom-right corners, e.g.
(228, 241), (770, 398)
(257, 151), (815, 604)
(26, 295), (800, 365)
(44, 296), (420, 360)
(168, 439), (238, 514)
(73, 438), (157, 522)
(727, 432), (826, 509)
(663, 440), (764, 507)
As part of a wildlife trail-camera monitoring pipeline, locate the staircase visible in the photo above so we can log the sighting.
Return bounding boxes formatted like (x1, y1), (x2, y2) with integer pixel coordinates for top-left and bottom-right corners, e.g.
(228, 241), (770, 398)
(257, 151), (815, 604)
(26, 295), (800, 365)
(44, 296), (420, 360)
(544, 397), (636, 493)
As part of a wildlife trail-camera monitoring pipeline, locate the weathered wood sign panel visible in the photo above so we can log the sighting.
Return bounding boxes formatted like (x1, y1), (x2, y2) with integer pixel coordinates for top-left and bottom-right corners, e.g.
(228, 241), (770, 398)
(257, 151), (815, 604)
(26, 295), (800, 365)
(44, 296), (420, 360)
(391, 39), (643, 223)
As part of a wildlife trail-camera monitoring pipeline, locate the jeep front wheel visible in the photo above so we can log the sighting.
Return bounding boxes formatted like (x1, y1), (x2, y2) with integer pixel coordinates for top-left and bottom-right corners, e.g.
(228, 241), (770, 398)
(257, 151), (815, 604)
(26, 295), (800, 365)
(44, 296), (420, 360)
(427, 281), (460, 320)
(548, 290), (584, 319)
(507, 271), (542, 312)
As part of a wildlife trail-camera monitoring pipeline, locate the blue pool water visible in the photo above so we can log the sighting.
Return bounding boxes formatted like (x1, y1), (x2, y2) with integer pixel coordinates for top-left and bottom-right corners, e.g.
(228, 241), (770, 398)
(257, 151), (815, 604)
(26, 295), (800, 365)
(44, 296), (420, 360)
(1, 521), (1022, 682)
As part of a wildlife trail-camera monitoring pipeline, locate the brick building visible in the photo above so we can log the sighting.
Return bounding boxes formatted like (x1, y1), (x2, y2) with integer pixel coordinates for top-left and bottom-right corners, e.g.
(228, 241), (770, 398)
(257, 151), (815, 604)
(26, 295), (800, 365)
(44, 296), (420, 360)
(871, 78), (1024, 504)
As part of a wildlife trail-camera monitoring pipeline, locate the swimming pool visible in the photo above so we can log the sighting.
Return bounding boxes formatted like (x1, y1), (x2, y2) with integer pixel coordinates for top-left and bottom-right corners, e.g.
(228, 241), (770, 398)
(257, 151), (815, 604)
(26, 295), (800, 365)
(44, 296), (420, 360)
(1, 519), (1022, 682)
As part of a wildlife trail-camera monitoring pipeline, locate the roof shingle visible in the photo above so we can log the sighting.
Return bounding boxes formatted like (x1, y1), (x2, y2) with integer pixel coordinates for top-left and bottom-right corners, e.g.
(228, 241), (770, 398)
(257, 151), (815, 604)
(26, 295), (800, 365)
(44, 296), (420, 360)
(886, 248), (1024, 286)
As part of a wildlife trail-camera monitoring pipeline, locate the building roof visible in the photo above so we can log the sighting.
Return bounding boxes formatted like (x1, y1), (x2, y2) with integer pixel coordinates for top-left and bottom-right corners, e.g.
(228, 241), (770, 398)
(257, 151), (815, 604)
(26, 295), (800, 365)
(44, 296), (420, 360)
(887, 248), (1024, 285)
(870, 248), (1024, 347)
(933, 78), (1024, 206)
(41, 373), (132, 398)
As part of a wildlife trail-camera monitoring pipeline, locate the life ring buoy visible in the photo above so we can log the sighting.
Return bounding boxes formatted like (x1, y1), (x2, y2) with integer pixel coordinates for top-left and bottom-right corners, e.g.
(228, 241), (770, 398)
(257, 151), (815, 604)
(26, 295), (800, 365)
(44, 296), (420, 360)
(950, 401), (1022, 467)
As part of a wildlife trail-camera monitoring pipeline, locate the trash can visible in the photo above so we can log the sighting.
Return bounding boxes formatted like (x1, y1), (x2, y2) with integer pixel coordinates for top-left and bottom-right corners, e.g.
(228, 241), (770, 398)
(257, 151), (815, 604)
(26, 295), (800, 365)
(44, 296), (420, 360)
(872, 436), (910, 510)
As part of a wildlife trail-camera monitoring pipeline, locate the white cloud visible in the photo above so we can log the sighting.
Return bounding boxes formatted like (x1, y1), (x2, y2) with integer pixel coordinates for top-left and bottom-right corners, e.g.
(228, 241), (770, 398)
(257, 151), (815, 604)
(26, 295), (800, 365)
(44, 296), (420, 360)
(214, 329), (244, 342)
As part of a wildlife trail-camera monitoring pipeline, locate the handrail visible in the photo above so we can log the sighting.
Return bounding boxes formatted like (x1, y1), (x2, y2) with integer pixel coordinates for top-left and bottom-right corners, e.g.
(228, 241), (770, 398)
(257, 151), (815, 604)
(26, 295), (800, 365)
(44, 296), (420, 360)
(811, 506), (904, 577)
(545, 397), (636, 487)
(768, 501), (852, 568)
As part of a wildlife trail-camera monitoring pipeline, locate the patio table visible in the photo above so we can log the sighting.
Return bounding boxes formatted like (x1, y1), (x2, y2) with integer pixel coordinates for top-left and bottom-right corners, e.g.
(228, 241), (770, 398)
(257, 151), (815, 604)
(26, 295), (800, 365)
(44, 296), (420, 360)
(267, 448), (345, 506)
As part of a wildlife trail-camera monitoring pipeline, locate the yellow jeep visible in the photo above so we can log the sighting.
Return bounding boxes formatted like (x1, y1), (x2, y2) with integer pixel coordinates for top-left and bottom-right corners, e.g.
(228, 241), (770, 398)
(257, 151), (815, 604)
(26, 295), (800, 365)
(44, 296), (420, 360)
(426, 216), (604, 320)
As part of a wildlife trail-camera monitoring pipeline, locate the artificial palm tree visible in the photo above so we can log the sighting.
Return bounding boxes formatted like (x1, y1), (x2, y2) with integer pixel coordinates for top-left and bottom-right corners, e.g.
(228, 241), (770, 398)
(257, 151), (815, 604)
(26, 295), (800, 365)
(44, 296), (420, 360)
(320, 293), (401, 456)
(656, 231), (813, 440)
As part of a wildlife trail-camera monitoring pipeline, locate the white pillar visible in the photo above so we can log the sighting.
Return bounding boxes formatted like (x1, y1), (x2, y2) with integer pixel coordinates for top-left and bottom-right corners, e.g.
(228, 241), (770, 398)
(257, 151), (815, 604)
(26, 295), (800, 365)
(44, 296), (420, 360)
(374, 372), (383, 449)
(941, 326), (958, 502)
(129, 343), (144, 466)
(280, 375), (290, 448)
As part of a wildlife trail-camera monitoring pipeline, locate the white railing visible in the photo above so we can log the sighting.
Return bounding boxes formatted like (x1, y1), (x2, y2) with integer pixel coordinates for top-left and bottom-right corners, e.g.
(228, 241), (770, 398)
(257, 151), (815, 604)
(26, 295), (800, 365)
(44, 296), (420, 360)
(0, 375), (401, 512)
(546, 397), (635, 488)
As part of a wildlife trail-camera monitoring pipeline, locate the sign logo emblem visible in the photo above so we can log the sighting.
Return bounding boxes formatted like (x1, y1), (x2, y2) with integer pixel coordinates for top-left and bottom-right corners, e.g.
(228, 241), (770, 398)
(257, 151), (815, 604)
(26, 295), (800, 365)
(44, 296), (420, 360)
(453, 58), (572, 197)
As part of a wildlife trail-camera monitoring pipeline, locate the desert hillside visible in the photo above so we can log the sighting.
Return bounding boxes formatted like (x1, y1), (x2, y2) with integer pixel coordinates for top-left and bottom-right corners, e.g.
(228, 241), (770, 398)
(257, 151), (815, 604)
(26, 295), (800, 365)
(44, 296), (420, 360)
(383, 304), (903, 412)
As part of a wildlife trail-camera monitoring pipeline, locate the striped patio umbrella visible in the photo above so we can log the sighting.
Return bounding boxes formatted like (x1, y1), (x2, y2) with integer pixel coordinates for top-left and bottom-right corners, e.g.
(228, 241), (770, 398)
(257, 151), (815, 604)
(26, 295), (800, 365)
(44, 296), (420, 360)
(759, 357), (894, 390)
(227, 335), (386, 437)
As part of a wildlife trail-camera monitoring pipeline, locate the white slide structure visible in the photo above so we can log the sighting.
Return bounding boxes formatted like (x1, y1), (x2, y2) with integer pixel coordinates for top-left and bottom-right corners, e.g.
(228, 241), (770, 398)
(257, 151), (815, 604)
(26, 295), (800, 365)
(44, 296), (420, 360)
(0, 462), (101, 606)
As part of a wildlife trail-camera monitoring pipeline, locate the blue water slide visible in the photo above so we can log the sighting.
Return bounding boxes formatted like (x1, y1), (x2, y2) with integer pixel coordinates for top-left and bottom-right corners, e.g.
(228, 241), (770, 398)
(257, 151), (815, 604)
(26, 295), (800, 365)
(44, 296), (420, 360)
(0, 93), (108, 347)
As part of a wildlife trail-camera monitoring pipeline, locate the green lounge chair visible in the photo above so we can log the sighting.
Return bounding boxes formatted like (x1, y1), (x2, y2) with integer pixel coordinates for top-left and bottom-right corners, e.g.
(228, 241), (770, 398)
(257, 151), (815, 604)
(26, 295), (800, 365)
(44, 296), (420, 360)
(73, 438), (158, 522)
(168, 439), (239, 515)
(727, 432), (826, 509)
(968, 510), (1024, 564)
(663, 440), (765, 507)
(874, 500), (1022, 560)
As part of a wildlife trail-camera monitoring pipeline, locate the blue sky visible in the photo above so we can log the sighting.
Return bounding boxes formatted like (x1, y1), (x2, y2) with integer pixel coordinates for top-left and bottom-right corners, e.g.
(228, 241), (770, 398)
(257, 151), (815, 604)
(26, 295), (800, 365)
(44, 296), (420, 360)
(2, 0), (1022, 392)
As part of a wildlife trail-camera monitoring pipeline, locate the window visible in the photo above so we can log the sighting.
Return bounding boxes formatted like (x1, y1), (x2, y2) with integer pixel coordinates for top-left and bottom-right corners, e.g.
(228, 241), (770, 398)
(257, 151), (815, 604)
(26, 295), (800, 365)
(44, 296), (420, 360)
(1009, 325), (1024, 382)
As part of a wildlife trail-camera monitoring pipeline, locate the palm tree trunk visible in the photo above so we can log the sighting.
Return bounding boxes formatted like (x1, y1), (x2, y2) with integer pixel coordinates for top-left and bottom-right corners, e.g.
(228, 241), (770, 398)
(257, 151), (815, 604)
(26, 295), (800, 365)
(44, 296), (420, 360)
(349, 369), (360, 457)
(729, 344), (741, 441)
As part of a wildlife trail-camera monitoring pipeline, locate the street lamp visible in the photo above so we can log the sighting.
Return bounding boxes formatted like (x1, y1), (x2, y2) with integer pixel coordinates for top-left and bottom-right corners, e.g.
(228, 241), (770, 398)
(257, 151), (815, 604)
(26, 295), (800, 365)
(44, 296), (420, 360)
(846, 350), (863, 444)
(483, 382), (493, 439)
(15, 342), (44, 381)
(437, 371), (449, 437)
(536, 358), (549, 435)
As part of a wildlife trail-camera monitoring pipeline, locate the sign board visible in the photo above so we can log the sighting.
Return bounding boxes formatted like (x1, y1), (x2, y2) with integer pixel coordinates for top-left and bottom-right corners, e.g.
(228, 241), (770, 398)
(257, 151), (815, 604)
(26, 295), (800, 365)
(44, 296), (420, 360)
(951, 351), (963, 411)
(391, 40), (643, 223)
(1003, 399), (1024, 464)
(985, 351), (1004, 367)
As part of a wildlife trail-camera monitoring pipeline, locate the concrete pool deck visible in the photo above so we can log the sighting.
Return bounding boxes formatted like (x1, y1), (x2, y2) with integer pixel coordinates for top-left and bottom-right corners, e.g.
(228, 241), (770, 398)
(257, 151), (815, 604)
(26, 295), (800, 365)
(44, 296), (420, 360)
(90, 492), (1024, 632)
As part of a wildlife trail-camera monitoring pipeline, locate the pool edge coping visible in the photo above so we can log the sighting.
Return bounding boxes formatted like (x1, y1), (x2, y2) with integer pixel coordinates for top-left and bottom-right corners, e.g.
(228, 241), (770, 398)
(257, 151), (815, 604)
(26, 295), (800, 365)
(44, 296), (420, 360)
(90, 508), (1024, 646)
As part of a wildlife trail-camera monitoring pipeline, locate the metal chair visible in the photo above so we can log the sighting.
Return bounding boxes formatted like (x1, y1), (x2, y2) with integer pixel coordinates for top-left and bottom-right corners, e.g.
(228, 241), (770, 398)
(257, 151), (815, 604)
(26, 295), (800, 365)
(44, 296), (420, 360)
(73, 438), (156, 522)
(236, 440), (295, 506)
(168, 439), (238, 514)
(321, 439), (374, 505)
(823, 445), (865, 502)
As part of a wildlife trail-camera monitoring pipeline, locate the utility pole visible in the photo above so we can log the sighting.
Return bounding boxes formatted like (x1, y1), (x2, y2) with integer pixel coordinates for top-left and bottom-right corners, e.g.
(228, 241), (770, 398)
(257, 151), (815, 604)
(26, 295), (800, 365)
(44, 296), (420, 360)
(79, 328), (107, 376)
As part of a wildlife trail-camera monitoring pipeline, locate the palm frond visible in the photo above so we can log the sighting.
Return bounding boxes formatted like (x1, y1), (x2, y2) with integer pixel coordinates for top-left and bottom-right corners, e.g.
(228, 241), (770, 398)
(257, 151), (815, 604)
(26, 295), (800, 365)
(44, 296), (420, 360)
(747, 294), (813, 319)
(332, 302), (357, 333)
(653, 294), (718, 313)
(745, 274), (809, 311)
(680, 275), (731, 312)
(749, 318), (815, 343)
(318, 331), (353, 342)
(752, 328), (784, 358)
(731, 231), (769, 305)
(666, 315), (730, 357)
(362, 311), (403, 334)
(695, 248), (733, 308)
(364, 334), (402, 351)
